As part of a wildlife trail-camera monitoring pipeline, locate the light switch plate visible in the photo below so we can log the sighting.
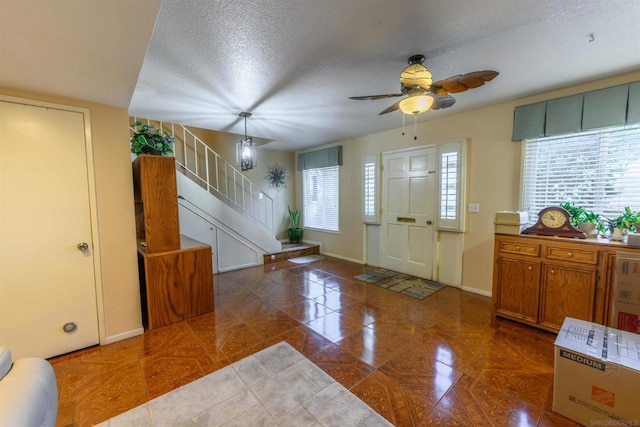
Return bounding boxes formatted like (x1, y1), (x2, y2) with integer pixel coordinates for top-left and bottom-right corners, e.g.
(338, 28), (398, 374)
(469, 203), (480, 213)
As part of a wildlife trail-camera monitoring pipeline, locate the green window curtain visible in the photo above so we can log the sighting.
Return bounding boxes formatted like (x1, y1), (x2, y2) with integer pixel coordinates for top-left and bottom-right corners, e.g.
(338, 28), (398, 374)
(512, 102), (546, 141)
(626, 81), (640, 124)
(511, 80), (640, 140)
(545, 94), (583, 136)
(583, 84), (629, 131)
(297, 146), (342, 171)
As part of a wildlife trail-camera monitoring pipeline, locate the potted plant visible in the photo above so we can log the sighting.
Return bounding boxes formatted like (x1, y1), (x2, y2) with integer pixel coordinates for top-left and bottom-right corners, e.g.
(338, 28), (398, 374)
(603, 207), (639, 241)
(130, 120), (175, 156)
(287, 205), (303, 243)
(559, 202), (585, 225)
(560, 202), (602, 237)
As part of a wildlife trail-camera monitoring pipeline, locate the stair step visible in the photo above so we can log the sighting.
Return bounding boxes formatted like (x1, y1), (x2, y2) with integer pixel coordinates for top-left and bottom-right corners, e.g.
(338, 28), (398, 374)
(263, 244), (320, 264)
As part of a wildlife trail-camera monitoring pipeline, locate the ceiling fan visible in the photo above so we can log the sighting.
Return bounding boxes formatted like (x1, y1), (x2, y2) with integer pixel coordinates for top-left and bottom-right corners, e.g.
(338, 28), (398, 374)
(350, 54), (499, 115)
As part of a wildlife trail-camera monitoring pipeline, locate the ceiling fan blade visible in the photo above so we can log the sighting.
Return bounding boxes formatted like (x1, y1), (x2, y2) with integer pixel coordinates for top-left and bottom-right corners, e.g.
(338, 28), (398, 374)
(432, 95), (456, 110)
(379, 100), (402, 115)
(432, 70), (499, 94)
(349, 93), (403, 101)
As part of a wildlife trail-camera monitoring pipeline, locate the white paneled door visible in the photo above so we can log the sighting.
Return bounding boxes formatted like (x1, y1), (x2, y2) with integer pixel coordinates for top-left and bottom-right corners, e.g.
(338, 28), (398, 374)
(380, 147), (436, 278)
(0, 100), (99, 359)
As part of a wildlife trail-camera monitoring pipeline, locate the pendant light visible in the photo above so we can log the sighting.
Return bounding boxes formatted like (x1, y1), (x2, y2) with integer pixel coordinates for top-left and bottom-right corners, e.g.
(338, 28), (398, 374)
(237, 112), (256, 171)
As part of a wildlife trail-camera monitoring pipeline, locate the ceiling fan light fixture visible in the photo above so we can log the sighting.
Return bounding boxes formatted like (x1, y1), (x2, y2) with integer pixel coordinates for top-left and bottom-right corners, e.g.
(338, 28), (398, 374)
(400, 64), (433, 89)
(399, 94), (434, 115)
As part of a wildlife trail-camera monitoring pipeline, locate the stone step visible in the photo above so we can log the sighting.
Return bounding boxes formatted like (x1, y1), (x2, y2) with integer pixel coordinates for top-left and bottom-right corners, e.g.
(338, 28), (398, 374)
(263, 243), (320, 264)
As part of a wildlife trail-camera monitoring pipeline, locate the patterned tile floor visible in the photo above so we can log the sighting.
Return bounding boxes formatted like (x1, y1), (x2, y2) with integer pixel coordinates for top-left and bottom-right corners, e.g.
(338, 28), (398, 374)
(50, 257), (581, 426)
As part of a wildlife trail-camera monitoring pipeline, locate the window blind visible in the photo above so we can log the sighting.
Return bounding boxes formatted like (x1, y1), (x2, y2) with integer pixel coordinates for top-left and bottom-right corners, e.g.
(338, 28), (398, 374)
(362, 154), (380, 224)
(436, 140), (466, 231)
(521, 124), (640, 220)
(303, 165), (339, 231)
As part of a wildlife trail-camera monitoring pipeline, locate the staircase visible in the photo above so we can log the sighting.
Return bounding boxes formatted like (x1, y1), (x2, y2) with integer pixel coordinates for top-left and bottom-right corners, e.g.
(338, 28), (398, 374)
(132, 118), (282, 272)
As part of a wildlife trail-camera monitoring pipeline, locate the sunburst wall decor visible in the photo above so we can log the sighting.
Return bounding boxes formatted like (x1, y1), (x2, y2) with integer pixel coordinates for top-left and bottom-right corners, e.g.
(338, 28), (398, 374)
(265, 163), (288, 191)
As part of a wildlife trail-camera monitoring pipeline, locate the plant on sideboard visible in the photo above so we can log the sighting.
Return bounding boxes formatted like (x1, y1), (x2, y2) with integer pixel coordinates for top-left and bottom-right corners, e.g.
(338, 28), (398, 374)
(559, 202), (603, 235)
(130, 120), (175, 156)
(602, 207), (639, 241)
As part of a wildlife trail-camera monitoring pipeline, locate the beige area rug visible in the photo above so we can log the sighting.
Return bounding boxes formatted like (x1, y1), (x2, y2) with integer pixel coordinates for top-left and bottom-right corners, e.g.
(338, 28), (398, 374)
(288, 254), (325, 264)
(96, 342), (390, 426)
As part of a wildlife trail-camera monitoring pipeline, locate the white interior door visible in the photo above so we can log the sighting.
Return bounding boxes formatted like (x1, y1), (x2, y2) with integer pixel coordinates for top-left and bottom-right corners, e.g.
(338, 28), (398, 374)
(380, 147), (436, 278)
(0, 100), (99, 359)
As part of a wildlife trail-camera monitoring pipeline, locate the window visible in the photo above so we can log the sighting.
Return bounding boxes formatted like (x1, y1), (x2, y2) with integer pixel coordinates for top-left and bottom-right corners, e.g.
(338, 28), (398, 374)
(522, 124), (640, 220)
(437, 140), (466, 231)
(303, 165), (339, 231)
(362, 154), (380, 224)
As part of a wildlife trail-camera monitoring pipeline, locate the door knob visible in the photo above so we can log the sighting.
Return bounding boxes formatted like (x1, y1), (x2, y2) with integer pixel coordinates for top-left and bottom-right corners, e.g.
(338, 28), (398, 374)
(426, 220), (433, 225)
(77, 242), (89, 252)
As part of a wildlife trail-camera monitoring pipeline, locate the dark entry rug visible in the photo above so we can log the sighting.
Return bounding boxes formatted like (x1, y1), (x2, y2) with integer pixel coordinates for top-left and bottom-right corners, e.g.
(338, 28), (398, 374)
(353, 268), (446, 300)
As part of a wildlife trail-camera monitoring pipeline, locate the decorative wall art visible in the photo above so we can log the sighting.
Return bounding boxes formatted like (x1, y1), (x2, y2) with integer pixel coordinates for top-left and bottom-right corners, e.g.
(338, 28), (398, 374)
(265, 163), (288, 191)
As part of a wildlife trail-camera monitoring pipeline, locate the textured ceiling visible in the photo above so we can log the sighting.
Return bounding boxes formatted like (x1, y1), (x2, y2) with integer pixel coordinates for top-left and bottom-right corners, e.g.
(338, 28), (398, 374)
(2, 1), (639, 151)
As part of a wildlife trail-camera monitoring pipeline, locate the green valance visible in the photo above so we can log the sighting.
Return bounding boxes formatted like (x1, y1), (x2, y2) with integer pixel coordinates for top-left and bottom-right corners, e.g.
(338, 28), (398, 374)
(297, 146), (342, 171)
(512, 81), (639, 141)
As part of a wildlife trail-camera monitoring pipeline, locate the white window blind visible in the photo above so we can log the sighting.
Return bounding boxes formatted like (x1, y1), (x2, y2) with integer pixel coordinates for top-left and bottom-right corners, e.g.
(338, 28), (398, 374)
(437, 140), (466, 231)
(522, 124), (640, 220)
(440, 151), (458, 220)
(362, 154), (379, 224)
(303, 165), (339, 232)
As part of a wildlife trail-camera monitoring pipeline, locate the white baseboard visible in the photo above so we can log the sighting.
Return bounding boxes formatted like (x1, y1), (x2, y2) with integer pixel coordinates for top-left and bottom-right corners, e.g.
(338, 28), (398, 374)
(103, 327), (144, 345)
(461, 286), (492, 297)
(320, 250), (364, 265)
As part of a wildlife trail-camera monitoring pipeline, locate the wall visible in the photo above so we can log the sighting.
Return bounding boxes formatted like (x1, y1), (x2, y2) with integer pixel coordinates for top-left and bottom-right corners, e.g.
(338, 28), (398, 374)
(0, 86), (142, 342)
(297, 70), (640, 295)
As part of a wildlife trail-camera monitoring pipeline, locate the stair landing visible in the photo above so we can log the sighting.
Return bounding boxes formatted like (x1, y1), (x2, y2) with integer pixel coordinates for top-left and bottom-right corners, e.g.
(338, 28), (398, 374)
(263, 243), (320, 264)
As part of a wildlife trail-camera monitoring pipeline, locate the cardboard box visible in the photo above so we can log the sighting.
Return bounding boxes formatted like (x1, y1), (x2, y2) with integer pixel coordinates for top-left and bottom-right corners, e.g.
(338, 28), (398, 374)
(610, 252), (640, 334)
(553, 317), (640, 426)
(494, 211), (529, 234)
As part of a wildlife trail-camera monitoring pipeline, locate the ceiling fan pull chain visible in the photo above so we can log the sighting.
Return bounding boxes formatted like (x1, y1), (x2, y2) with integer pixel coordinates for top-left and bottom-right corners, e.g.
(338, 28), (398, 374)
(414, 115), (417, 140)
(402, 114), (405, 136)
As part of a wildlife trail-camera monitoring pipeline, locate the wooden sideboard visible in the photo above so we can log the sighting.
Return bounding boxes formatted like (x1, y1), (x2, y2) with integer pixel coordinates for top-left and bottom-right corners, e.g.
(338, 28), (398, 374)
(492, 233), (640, 333)
(133, 155), (214, 330)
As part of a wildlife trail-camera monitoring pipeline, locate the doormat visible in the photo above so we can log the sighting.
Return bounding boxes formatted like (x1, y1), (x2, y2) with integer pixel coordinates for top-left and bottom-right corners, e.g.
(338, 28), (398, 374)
(288, 254), (325, 264)
(353, 268), (446, 299)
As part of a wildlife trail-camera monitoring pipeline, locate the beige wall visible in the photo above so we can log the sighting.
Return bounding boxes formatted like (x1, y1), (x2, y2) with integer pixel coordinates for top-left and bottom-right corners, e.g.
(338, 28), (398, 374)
(297, 70), (640, 295)
(1, 86), (142, 341)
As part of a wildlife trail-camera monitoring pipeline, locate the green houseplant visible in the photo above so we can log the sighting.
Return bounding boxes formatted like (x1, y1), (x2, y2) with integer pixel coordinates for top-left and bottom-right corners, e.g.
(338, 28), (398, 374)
(130, 120), (175, 156)
(560, 202), (603, 236)
(603, 207), (639, 241)
(287, 205), (302, 243)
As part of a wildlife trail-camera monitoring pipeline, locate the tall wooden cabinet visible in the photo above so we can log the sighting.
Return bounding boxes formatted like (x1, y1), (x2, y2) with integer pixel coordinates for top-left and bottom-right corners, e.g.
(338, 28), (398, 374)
(492, 234), (640, 333)
(133, 155), (214, 330)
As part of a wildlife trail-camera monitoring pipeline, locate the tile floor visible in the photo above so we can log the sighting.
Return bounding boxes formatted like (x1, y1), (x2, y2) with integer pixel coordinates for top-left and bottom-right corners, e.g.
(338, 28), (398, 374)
(50, 256), (580, 426)
(96, 342), (391, 426)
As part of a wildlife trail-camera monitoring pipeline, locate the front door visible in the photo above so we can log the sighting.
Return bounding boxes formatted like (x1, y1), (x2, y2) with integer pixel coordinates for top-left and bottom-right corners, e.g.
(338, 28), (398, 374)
(380, 147), (436, 278)
(0, 99), (99, 359)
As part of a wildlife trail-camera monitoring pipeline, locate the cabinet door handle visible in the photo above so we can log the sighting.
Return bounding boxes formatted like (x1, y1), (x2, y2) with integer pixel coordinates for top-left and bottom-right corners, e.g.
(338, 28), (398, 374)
(567, 252), (572, 257)
(528, 266), (532, 271)
(516, 246), (520, 250)
(551, 270), (555, 274)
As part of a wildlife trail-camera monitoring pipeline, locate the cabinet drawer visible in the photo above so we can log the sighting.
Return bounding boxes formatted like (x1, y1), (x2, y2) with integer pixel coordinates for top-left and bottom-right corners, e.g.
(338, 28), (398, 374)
(545, 245), (598, 265)
(498, 240), (541, 257)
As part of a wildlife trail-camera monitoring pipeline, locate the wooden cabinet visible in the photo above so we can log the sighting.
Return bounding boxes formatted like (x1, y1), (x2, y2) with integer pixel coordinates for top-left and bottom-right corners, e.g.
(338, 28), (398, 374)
(492, 234), (640, 333)
(133, 155), (181, 253)
(133, 155), (214, 330)
(138, 236), (213, 330)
